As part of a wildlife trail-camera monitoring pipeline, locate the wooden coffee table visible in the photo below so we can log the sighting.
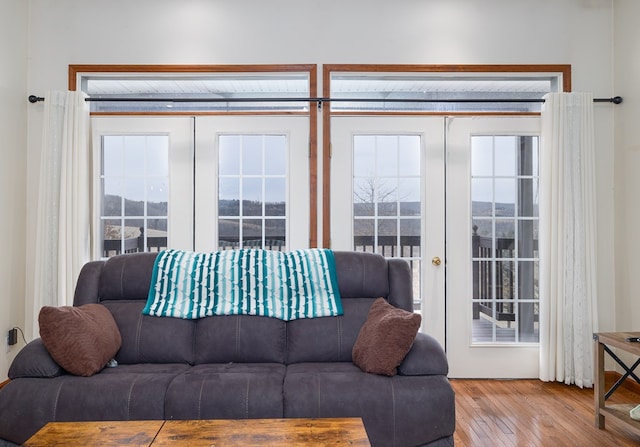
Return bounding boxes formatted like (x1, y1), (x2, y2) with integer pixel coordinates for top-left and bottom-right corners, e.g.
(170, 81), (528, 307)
(24, 418), (371, 446)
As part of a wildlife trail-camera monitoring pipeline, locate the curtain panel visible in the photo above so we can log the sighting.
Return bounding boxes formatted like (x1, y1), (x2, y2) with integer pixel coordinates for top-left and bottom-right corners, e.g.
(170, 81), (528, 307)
(31, 91), (91, 337)
(539, 92), (598, 388)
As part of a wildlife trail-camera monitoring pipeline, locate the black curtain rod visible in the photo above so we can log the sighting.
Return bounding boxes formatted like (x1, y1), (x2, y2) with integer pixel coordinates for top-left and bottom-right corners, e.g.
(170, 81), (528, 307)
(27, 94), (624, 104)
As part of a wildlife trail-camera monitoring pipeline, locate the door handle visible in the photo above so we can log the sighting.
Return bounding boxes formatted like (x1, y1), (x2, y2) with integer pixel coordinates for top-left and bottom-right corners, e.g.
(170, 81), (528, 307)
(432, 256), (442, 266)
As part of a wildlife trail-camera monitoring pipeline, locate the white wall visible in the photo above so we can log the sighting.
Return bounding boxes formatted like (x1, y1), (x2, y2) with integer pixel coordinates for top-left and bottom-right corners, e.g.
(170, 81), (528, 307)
(614, 0), (640, 332)
(14, 0), (619, 376)
(0, 0), (28, 379)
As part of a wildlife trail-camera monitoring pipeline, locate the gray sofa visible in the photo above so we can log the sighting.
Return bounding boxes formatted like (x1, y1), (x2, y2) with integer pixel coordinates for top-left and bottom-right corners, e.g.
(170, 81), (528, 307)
(0, 250), (455, 447)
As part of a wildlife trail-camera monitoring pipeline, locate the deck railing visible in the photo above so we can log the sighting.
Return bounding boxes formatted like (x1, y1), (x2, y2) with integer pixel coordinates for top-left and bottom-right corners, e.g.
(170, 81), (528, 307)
(104, 230), (534, 327)
(472, 226), (538, 329)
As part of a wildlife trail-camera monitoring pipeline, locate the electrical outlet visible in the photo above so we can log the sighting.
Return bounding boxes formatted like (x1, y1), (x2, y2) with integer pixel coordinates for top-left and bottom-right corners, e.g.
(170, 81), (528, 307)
(8, 328), (17, 345)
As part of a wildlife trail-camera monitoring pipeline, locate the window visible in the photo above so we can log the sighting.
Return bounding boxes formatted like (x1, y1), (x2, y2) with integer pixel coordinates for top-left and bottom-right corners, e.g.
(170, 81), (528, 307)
(218, 134), (288, 251)
(101, 135), (169, 257)
(471, 135), (539, 343)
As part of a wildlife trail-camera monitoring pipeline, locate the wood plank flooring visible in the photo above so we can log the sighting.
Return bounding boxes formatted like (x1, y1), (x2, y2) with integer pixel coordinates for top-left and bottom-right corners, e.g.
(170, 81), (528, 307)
(451, 377), (640, 446)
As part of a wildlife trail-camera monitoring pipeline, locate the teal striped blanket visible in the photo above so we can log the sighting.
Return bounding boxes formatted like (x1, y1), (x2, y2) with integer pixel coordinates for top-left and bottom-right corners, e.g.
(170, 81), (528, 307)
(143, 248), (343, 321)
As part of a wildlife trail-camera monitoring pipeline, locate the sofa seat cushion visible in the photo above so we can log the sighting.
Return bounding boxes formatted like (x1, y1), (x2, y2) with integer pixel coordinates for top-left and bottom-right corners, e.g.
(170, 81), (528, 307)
(0, 364), (190, 445)
(283, 362), (456, 447)
(165, 363), (286, 420)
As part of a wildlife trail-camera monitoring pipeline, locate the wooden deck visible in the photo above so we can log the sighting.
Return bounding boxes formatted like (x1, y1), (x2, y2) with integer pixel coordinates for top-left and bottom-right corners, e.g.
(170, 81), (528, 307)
(472, 315), (539, 343)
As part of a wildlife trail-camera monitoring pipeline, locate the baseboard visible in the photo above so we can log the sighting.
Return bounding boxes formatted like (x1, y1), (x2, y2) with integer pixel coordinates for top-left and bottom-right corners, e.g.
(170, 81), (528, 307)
(605, 370), (640, 394)
(0, 379), (9, 390)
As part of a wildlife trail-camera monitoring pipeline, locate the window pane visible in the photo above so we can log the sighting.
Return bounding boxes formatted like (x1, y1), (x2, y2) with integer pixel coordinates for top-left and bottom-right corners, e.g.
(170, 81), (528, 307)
(353, 136), (375, 177)
(219, 135), (241, 175)
(146, 136), (168, 176)
(218, 219), (239, 250)
(123, 136), (145, 177)
(102, 179), (122, 216)
(265, 178), (285, 216)
(398, 136), (420, 176)
(377, 178), (398, 216)
(102, 136), (123, 177)
(494, 136), (516, 177)
(124, 178), (145, 216)
(242, 178), (262, 216)
(494, 179), (515, 216)
(471, 136), (493, 177)
(376, 136), (398, 177)
(399, 178), (420, 216)
(147, 178), (168, 216)
(243, 219), (262, 247)
(353, 178), (375, 216)
(242, 136), (262, 175)
(265, 135), (286, 175)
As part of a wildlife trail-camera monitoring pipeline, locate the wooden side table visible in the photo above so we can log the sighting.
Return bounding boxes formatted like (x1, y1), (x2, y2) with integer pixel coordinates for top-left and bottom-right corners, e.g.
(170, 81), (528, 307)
(594, 331), (640, 435)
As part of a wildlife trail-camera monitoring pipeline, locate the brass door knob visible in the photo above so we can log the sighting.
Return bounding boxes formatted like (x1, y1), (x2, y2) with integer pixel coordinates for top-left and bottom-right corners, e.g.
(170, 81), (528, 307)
(432, 256), (442, 266)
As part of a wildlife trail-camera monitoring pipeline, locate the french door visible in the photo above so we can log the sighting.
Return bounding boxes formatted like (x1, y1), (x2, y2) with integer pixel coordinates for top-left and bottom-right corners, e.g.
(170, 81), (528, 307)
(92, 115), (310, 256)
(331, 116), (446, 347)
(331, 115), (541, 378)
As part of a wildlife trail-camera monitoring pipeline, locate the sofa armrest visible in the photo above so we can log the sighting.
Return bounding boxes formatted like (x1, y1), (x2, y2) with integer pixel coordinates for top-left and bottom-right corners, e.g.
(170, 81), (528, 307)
(398, 332), (449, 376)
(7, 338), (64, 379)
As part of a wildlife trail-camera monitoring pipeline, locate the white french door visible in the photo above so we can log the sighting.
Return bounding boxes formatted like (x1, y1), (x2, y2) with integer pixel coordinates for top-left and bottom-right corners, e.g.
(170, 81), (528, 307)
(331, 116), (446, 347)
(92, 115), (310, 256)
(331, 115), (541, 378)
(446, 117), (540, 378)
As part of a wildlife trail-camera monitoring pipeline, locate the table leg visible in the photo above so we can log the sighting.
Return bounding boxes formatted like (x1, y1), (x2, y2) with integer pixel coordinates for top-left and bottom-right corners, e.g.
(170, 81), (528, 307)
(594, 336), (605, 429)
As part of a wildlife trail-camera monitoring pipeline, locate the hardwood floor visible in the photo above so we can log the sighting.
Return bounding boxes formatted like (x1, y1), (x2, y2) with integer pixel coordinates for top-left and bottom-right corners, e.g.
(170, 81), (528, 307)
(451, 377), (640, 447)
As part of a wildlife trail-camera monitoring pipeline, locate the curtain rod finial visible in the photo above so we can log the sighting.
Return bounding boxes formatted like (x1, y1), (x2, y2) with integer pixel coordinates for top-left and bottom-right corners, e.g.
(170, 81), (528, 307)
(28, 95), (44, 103)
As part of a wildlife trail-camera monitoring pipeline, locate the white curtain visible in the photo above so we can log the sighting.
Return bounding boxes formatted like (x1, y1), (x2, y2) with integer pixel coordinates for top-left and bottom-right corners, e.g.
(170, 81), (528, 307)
(31, 91), (91, 336)
(539, 92), (598, 388)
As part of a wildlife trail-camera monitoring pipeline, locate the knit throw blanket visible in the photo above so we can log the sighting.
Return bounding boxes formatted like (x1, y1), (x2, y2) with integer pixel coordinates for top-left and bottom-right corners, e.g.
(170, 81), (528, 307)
(142, 248), (343, 321)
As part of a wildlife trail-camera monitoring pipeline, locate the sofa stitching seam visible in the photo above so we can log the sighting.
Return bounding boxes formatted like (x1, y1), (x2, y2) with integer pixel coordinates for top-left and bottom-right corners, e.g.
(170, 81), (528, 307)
(51, 380), (64, 421)
(197, 379), (206, 419)
(391, 379), (396, 447)
(126, 377), (139, 420)
(245, 375), (250, 418)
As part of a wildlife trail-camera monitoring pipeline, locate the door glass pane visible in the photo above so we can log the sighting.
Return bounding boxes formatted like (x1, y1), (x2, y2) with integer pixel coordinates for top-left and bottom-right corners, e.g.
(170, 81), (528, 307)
(352, 134), (422, 310)
(471, 135), (539, 344)
(101, 135), (169, 258)
(218, 134), (287, 251)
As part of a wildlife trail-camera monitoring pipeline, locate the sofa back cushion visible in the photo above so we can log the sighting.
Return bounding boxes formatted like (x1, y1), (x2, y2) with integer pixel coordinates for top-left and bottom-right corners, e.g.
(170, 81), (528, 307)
(286, 251), (413, 364)
(73, 250), (412, 366)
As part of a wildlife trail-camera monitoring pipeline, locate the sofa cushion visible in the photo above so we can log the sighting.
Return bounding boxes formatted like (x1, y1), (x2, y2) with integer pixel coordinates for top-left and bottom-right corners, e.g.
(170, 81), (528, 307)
(102, 301), (195, 364)
(165, 363), (286, 419)
(352, 298), (421, 376)
(7, 339), (63, 379)
(284, 362), (456, 447)
(286, 298), (371, 364)
(194, 315), (286, 364)
(38, 304), (122, 376)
